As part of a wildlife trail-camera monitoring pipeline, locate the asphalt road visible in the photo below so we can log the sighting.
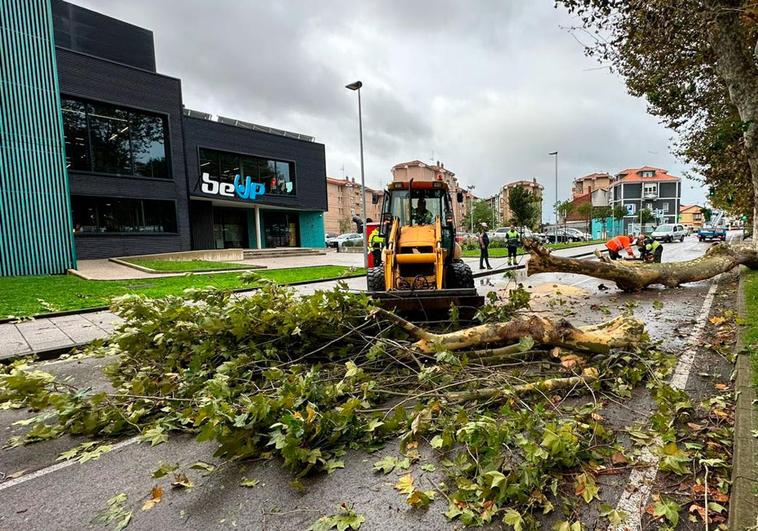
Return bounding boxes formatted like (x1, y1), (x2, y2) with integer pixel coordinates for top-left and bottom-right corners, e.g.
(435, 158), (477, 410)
(0, 234), (741, 530)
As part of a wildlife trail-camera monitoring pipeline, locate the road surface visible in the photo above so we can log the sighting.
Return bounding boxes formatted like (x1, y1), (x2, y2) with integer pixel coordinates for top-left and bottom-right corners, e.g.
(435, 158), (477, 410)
(0, 234), (741, 530)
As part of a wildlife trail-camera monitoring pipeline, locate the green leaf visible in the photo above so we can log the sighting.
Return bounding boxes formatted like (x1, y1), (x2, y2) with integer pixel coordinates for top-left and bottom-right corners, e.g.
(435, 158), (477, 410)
(406, 489), (435, 508)
(574, 473), (599, 504)
(140, 425), (168, 447)
(152, 462), (179, 478)
(372, 456), (398, 475)
(240, 478), (259, 488)
(485, 470), (506, 489)
(420, 464), (436, 472)
(599, 503), (627, 526)
(503, 508), (524, 531)
(429, 435), (444, 449)
(653, 498), (680, 527)
(189, 461), (215, 474)
(308, 504), (365, 531)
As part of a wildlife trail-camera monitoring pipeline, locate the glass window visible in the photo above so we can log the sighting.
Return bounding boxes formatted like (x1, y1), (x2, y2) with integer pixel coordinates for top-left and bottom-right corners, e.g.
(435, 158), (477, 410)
(196, 148), (296, 196)
(60, 96), (170, 179)
(87, 102), (132, 175)
(61, 99), (90, 171)
(198, 148), (219, 179)
(239, 156), (259, 181)
(71, 196), (177, 234)
(131, 114), (168, 178)
(220, 152), (240, 184)
(275, 161), (293, 194)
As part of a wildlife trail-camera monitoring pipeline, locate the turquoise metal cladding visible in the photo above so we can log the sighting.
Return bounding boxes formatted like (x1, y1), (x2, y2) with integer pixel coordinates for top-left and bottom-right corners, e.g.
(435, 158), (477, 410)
(298, 211), (325, 248)
(0, 0), (76, 276)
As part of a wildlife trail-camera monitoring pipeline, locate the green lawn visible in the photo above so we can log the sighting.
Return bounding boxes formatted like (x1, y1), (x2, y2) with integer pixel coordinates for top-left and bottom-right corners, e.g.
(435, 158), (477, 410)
(123, 258), (257, 272)
(0, 265), (364, 318)
(461, 239), (603, 258)
(742, 269), (758, 386)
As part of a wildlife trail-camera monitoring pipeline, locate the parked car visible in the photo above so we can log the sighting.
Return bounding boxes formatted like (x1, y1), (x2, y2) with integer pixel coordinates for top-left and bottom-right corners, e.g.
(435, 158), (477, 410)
(324, 232), (338, 244)
(651, 223), (686, 242)
(697, 224), (727, 242)
(563, 228), (592, 241)
(326, 233), (363, 248)
(543, 227), (570, 243)
(489, 227), (545, 243)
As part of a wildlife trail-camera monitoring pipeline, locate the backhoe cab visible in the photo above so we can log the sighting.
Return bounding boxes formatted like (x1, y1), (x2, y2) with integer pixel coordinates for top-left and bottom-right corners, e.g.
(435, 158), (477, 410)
(367, 179), (482, 316)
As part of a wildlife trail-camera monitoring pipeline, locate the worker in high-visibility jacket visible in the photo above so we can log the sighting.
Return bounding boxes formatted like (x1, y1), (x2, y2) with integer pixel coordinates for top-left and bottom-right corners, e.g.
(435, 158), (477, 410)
(602, 234), (635, 260)
(636, 234), (663, 263)
(369, 227), (385, 266)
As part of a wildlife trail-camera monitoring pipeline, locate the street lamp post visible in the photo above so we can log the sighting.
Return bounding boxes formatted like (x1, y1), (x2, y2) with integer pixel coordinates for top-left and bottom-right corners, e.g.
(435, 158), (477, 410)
(346, 81), (368, 269)
(549, 151), (558, 225)
(467, 184), (475, 233)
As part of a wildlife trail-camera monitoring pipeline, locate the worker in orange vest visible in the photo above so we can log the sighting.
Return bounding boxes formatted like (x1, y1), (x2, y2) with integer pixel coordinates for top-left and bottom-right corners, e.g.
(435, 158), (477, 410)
(600, 234), (636, 260)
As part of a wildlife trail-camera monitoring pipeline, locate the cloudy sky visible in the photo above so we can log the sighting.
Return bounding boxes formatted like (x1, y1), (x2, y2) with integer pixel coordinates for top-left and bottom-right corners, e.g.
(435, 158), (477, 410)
(74, 0), (704, 219)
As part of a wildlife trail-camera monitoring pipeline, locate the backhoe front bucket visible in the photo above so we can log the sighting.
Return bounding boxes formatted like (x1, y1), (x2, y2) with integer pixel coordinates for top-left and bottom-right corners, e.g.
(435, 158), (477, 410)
(368, 288), (484, 320)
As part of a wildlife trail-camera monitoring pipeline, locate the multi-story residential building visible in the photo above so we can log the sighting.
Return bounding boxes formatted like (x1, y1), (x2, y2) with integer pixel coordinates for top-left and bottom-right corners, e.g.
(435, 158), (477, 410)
(679, 204), (705, 231)
(390, 160), (468, 225)
(572, 172), (612, 199)
(609, 166), (682, 233)
(494, 179), (544, 227)
(324, 177), (382, 235)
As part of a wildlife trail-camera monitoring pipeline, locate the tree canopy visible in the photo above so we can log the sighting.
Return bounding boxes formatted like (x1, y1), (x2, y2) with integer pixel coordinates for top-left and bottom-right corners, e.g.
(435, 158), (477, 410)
(556, 0), (758, 238)
(507, 186), (541, 229)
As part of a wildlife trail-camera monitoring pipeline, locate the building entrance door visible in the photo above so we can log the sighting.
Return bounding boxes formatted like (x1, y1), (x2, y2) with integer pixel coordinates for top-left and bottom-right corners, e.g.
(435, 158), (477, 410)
(213, 207), (248, 248)
(263, 212), (299, 248)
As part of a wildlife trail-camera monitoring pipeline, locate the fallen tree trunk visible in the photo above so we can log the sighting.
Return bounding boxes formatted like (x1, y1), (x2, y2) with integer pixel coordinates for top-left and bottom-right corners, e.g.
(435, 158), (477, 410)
(377, 309), (644, 354)
(525, 240), (758, 291)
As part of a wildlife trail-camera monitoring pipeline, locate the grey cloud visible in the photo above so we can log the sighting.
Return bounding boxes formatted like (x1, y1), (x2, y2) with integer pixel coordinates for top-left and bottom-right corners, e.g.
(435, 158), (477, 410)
(72, 0), (704, 218)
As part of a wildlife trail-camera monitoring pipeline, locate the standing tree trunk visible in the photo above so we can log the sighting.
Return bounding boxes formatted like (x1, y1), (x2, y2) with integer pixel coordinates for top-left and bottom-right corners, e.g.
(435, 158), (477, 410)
(704, 0), (758, 246)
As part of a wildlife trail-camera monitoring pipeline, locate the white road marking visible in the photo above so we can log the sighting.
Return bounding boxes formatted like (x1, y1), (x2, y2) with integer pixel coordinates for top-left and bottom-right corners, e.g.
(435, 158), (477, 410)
(0, 436), (139, 492)
(609, 278), (720, 530)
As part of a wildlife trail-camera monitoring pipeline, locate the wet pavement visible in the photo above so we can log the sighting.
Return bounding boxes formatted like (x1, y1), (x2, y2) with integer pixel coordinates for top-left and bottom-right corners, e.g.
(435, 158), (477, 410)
(0, 235), (741, 530)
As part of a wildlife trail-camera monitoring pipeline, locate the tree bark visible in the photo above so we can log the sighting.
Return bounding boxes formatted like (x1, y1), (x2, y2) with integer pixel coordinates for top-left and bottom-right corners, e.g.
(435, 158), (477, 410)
(704, 0), (758, 245)
(377, 308), (644, 355)
(525, 240), (758, 291)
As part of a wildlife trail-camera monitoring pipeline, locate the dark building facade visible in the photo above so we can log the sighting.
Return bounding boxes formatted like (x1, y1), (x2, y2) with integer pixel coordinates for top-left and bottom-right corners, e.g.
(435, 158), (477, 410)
(610, 166), (682, 233)
(0, 0), (327, 273)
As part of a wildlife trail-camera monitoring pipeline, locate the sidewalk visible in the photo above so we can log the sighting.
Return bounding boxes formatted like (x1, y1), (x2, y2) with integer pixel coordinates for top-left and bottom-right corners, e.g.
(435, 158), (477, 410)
(0, 242), (606, 361)
(0, 311), (120, 361)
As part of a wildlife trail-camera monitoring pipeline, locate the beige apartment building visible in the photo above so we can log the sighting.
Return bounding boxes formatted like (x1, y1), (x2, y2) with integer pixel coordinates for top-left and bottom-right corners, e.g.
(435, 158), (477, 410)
(572, 172), (612, 199)
(495, 178), (544, 227)
(324, 177), (382, 235)
(390, 160), (470, 226)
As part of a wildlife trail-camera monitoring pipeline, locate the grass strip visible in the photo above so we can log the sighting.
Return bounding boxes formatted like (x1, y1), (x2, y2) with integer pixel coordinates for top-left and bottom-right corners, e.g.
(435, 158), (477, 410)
(741, 268), (758, 387)
(0, 265), (363, 318)
(123, 258), (256, 272)
(461, 239), (603, 258)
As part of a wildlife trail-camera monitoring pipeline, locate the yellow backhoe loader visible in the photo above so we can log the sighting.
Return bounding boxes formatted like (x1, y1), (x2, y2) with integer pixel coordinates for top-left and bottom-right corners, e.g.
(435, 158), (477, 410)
(367, 179), (483, 316)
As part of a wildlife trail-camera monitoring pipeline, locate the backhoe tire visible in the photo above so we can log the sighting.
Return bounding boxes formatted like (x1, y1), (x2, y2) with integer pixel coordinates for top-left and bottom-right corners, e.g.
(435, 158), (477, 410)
(367, 266), (385, 292)
(449, 260), (474, 289)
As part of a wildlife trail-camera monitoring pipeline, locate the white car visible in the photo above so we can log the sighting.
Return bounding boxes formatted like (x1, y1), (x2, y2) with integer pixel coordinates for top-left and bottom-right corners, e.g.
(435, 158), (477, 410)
(563, 228), (592, 241)
(326, 233), (363, 248)
(651, 223), (686, 242)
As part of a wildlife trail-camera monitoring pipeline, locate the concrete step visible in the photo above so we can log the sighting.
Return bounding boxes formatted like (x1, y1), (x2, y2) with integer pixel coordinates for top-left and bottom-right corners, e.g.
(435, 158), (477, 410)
(242, 248), (325, 259)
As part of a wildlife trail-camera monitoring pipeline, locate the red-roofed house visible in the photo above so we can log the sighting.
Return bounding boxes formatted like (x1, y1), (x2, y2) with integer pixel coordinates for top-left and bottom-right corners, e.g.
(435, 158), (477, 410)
(610, 166), (681, 232)
(572, 172), (611, 199)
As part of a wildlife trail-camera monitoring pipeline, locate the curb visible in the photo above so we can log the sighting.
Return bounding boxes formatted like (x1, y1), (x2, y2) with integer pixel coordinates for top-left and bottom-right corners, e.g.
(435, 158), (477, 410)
(729, 266), (758, 530)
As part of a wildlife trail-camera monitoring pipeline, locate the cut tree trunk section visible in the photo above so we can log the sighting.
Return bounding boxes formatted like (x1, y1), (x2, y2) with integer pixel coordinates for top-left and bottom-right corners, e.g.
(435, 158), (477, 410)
(525, 240), (758, 291)
(377, 309), (644, 355)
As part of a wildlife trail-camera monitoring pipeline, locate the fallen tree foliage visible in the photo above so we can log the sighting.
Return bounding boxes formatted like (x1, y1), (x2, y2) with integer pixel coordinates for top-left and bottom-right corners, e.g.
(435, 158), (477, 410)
(525, 240), (758, 291)
(0, 280), (713, 528)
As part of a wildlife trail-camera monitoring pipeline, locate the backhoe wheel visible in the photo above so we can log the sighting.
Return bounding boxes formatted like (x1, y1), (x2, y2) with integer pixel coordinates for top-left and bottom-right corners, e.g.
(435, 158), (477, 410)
(449, 260), (474, 288)
(367, 265), (386, 292)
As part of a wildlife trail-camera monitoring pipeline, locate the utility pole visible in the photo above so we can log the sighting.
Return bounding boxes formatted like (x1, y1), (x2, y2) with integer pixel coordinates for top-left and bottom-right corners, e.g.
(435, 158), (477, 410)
(467, 184), (476, 233)
(549, 151), (558, 225)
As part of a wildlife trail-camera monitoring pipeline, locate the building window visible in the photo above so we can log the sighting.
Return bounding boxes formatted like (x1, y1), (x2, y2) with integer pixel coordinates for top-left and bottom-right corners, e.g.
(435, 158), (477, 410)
(661, 203), (669, 212)
(71, 196), (177, 233)
(198, 147), (296, 195)
(61, 97), (169, 179)
(641, 170), (655, 177)
(643, 183), (657, 197)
